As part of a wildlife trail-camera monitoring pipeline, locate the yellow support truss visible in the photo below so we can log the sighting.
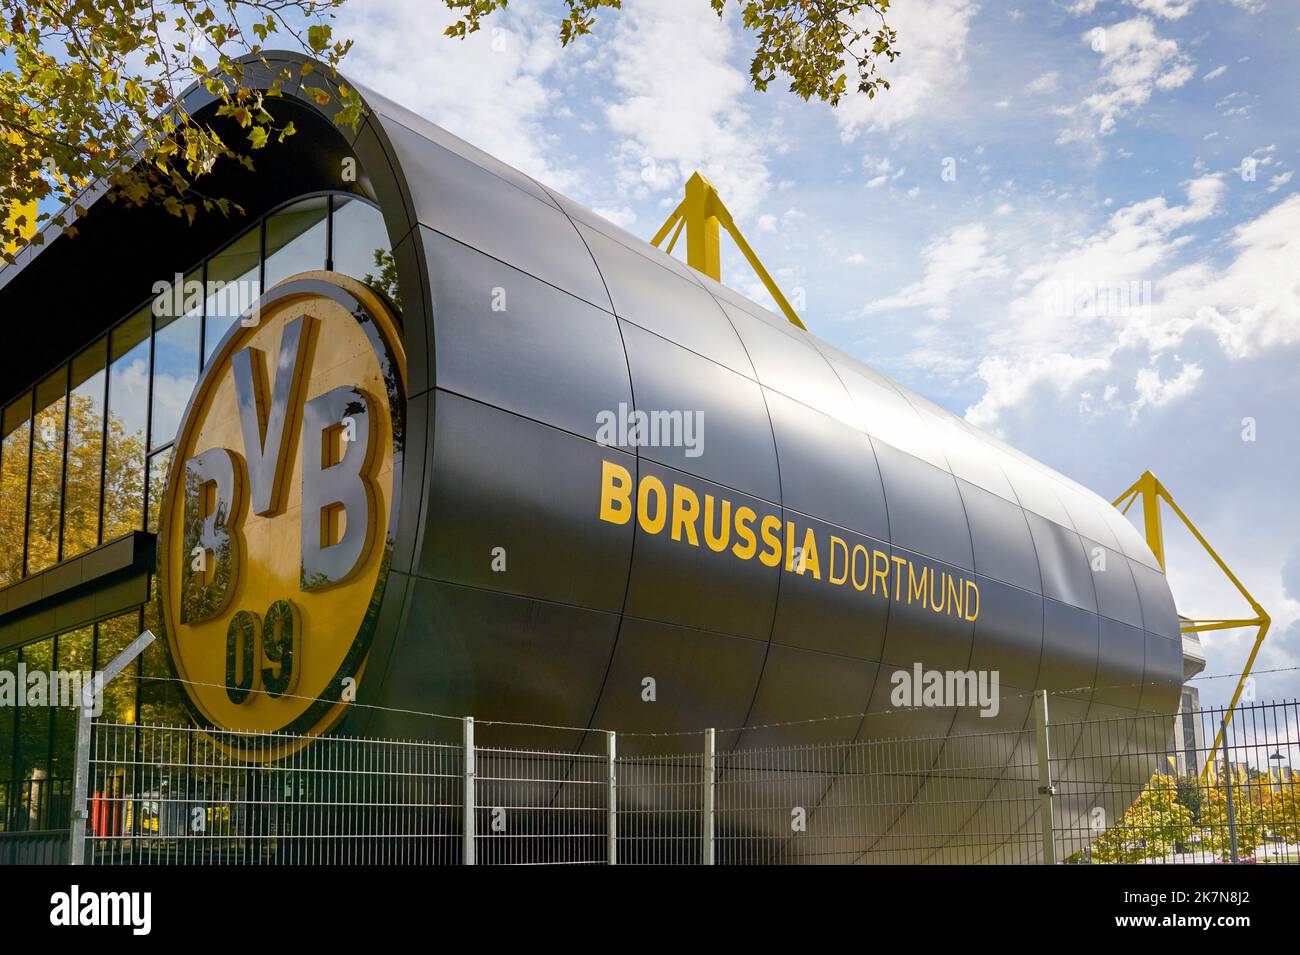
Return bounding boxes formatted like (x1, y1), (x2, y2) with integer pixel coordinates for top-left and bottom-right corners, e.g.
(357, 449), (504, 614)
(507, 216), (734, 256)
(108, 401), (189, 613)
(650, 171), (806, 331)
(1113, 471), (1270, 778)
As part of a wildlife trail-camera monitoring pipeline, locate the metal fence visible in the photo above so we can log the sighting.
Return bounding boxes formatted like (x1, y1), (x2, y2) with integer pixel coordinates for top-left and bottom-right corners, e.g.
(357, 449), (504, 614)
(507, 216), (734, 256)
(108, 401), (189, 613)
(71, 698), (1300, 865)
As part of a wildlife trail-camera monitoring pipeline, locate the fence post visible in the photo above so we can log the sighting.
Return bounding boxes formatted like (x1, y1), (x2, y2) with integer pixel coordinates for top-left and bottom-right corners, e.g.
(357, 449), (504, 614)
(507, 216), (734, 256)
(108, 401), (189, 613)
(1221, 717), (1239, 864)
(1033, 690), (1057, 865)
(70, 629), (156, 865)
(463, 717), (475, 866)
(703, 727), (716, 865)
(606, 730), (617, 865)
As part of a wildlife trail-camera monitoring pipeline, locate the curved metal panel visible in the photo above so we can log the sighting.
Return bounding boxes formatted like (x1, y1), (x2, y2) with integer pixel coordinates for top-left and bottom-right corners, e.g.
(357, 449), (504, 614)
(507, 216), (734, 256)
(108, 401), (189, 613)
(421, 226), (632, 440)
(763, 388), (889, 541)
(769, 514), (891, 661)
(872, 441), (975, 571)
(968, 576), (1045, 692)
(623, 461), (780, 640)
(1026, 511), (1097, 613)
(578, 224), (754, 375)
(619, 320), (779, 502)
(957, 479), (1043, 594)
(381, 119), (611, 310)
(417, 391), (634, 613)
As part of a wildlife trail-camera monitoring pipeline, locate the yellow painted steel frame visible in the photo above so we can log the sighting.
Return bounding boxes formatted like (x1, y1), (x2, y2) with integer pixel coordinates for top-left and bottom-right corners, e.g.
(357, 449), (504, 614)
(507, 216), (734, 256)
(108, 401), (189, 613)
(1114, 471), (1270, 778)
(651, 171), (807, 331)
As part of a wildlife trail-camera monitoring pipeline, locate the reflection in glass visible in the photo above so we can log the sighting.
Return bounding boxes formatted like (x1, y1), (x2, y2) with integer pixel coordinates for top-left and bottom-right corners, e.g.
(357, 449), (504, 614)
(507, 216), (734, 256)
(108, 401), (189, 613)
(50, 627), (93, 778)
(332, 196), (397, 306)
(104, 308), (150, 542)
(95, 613), (140, 726)
(204, 225), (260, 362)
(264, 196), (328, 288)
(151, 273), (201, 449)
(16, 639), (53, 803)
(140, 630), (188, 726)
(0, 648), (14, 828)
(27, 368), (67, 574)
(63, 339), (107, 558)
(0, 395), (31, 585)
(147, 449), (172, 535)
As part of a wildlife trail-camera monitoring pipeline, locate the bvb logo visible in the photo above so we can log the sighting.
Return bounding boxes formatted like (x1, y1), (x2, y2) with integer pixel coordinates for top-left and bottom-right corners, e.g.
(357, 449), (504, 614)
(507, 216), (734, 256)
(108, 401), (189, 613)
(158, 272), (405, 753)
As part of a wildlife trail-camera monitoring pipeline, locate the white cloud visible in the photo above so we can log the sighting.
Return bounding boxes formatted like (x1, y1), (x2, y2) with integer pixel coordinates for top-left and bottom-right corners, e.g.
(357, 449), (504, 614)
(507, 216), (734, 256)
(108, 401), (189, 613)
(592, 205), (638, 228)
(1202, 65), (1228, 80)
(864, 223), (1008, 319)
(833, 0), (979, 140)
(966, 183), (1300, 431)
(1129, 0), (1197, 18)
(335, 0), (573, 187)
(1056, 18), (1195, 144)
(1026, 71), (1060, 94)
(1130, 360), (1202, 417)
(1067, 0), (1198, 16)
(601, 0), (771, 216)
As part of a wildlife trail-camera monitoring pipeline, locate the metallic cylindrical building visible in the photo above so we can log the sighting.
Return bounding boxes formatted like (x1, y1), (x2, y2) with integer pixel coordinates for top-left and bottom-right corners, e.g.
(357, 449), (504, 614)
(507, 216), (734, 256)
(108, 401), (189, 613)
(0, 52), (1183, 863)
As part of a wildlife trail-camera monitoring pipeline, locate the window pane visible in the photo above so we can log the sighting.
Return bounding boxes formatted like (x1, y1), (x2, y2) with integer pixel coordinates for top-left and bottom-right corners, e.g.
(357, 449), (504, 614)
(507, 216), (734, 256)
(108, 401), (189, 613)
(27, 368), (67, 574)
(0, 395), (31, 586)
(104, 308), (150, 542)
(95, 613), (141, 726)
(63, 338), (107, 558)
(140, 628), (189, 726)
(331, 196), (397, 305)
(151, 276), (201, 449)
(16, 638), (53, 828)
(50, 627), (93, 781)
(205, 225), (261, 362)
(0, 648), (14, 829)
(147, 449), (171, 535)
(264, 196), (328, 288)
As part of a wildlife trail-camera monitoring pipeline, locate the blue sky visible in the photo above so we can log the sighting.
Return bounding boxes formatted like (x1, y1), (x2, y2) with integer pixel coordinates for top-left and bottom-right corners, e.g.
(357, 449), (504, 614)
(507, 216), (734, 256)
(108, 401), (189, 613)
(342, 0), (1295, 704)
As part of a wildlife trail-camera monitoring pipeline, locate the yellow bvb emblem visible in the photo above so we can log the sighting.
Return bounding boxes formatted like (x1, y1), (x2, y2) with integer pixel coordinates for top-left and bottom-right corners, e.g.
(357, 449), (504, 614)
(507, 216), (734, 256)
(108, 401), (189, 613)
(158, 272), (405, 750)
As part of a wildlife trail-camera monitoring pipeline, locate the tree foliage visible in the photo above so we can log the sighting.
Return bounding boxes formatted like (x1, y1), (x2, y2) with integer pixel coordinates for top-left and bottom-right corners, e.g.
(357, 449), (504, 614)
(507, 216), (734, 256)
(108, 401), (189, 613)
(1089, 774), (1195, 864)
(1, 0), (359, 261)
(446, 1), (899, 104)
(2, 0), (899, 259)
(1085, 767), (1300, 863)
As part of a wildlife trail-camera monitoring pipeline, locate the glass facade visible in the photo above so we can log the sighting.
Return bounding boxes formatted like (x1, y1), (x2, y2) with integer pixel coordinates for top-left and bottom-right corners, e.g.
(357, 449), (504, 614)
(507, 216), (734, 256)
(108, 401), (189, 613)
(0, 193), (392, 834)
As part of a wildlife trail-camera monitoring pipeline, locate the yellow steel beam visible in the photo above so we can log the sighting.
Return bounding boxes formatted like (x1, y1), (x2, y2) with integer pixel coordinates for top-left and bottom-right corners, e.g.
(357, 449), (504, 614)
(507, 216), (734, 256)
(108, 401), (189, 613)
(650, 171), (807, 331)
(1113, 471), (1270, 778)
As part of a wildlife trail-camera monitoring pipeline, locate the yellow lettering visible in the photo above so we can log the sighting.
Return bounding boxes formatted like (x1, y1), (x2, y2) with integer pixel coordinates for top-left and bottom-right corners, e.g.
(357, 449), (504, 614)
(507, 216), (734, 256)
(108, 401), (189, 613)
(946, 574), (963, 618)
(908, 562), (929, 606)
(703, 494), (730, 552)
(891, 555), (908, 601)
(965, 580), (980, 621)
(800, 527), (822, 580)
(599, 460), (633, 525)
(851, 544), (869, 591)
(671, 484), (700, 546)
(637, 475), (667, 535)
(733, 506), (758, 560)
(872, 549), (890, 598)
(758, 515), (782, 567)
(830, 537), (849, 586)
